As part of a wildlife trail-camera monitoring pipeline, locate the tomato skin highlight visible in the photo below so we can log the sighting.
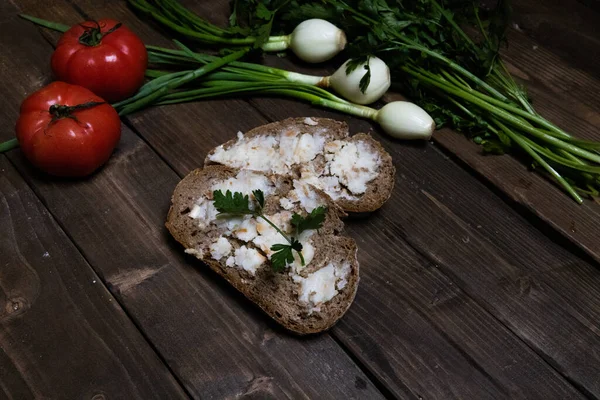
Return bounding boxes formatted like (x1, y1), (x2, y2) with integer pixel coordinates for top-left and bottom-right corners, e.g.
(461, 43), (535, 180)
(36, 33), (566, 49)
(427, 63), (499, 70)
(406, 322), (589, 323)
(15, 82), (122, 177)
(51, 19), (147, 102)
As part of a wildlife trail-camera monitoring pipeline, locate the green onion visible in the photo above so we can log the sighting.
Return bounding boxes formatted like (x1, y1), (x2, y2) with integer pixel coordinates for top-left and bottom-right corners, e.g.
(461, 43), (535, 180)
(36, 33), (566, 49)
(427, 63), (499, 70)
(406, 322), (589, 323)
(127, 0), (347, 63)
(0, 138), (18, 152)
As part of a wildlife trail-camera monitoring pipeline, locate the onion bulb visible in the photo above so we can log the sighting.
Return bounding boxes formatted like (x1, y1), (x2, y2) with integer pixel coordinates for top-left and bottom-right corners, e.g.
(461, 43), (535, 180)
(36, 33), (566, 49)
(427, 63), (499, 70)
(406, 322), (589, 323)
(374, 102), (436, 140)
(325, 57), (391, 104)
(267, 19), (347, 63)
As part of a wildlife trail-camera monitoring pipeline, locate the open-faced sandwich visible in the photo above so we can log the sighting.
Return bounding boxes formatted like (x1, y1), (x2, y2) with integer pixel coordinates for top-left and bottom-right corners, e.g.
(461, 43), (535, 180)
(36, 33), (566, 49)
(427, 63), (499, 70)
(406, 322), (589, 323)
(166, 166), (360, 334)
(167, 118), (395, 334)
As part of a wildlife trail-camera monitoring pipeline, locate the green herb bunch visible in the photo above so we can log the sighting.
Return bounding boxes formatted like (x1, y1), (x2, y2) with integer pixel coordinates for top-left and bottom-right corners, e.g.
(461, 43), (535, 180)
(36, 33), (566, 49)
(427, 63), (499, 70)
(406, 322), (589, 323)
(213, 189), (326, 271)
(233, 0), (600, 203)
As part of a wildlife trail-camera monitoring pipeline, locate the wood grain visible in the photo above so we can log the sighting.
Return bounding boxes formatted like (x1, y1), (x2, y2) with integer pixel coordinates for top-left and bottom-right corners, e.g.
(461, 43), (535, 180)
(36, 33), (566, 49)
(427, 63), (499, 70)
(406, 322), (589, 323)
(245, 92), (600, 396)
(6, 1), (384, 398)
(510, 0), (600, 80)
(5, 0), (600, 398)
(0, 8), (53, 143)
(6, 121), (385, 400)
(11, 2), (380, 398)
(339, 220), (585, 400)
(0, 6), (187, 399)
(122, 86), (584, 398)
(106, 0), (591, 398)
(241, 18), (600, 389)
(0, 156), (187, 399)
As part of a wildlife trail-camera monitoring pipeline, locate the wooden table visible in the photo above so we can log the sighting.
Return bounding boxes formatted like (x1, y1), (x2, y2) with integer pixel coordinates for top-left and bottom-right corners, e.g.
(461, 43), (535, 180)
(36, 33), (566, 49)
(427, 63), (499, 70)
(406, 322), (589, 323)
(1, 0), (599, 398)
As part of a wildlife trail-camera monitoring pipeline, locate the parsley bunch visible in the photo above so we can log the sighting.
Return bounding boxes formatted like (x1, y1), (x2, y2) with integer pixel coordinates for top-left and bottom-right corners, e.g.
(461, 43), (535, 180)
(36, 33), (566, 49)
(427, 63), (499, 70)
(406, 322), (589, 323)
(237, 0), (600, 203)
(213, 189), (326, 271)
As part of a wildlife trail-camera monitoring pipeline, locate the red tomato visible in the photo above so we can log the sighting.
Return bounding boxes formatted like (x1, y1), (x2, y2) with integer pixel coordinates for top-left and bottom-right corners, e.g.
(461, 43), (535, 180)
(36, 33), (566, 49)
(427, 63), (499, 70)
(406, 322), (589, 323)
(15, 82), (122, 177)
(51, 19), (147, 102)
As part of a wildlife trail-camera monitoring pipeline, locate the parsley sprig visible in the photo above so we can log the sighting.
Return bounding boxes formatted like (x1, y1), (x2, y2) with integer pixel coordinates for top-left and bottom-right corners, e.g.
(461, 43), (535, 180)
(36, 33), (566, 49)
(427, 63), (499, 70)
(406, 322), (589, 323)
(213, 189), (326, 272)
(345, 55), (371, 94)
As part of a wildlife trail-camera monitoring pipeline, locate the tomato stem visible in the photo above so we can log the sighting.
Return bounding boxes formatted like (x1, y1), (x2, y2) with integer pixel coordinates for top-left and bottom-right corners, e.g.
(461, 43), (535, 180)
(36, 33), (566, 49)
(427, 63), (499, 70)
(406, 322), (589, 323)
(78, 21), (122, 46)
(49, 101), (106, 122)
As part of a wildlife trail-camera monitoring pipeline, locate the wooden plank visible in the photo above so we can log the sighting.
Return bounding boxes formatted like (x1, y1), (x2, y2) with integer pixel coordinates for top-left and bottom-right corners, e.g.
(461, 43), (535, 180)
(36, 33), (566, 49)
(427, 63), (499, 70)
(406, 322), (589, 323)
(28, 1), (518, 398)
(116, 90), (559, 396)
(99, 1), (589, 398)
(510, 0), (600, 80)
(0, 155), (187, 399)
(13, 0), (597, 397)
(0, 10), (53, 143)
(7, 2), (387, 397)
(0, 8), (186, 399)
(431, 23), (600, 265)
(6, 118), (386, 400)
(246, 93), (600, 396)
(338, 220), (586, 400)
(98, 3), (600, 400)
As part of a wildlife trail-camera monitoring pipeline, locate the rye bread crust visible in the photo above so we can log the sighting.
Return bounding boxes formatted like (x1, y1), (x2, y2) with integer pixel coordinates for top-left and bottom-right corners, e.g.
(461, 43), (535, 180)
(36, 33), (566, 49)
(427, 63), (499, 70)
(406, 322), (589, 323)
(165, 165), (359, 334)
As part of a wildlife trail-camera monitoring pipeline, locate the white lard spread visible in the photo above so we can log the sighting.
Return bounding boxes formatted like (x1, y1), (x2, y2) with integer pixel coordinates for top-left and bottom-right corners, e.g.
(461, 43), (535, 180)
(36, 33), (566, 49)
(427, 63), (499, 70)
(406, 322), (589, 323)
(208, 123), (381, 201)
(186, 167), (348, 311)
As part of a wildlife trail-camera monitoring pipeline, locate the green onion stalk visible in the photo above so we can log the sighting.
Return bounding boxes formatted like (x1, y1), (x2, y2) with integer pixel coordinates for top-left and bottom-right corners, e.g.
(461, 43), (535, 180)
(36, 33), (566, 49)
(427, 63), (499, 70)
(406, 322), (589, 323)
(396, 59), (600, 202)
(125, 41), (435, 139)
(126, 0), (348, 63)
(146, 45), (600, 203)
(1, 16), (433, 155)
(126, 0), (278, 47)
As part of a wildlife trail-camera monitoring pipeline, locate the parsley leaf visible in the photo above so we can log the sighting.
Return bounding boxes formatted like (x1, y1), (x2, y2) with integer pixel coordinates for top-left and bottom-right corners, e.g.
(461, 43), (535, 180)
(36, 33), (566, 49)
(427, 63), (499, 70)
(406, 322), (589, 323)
(213, 190), (326, 272)
(252, 189), (265, 209)
(270, 244), (295, 272)
(290, 238), (303, 252)
(290, 206), (327, 235)
(281, 3), (336, 21)
(252, 3), (275, 48)
(213, 190), (252, 215)
(359, 63), (371, 94)
(345, 56), (372, 94)
(270, 239), (304, 271)
(345, 55), (369, 74)
(255, 3), (273, 19)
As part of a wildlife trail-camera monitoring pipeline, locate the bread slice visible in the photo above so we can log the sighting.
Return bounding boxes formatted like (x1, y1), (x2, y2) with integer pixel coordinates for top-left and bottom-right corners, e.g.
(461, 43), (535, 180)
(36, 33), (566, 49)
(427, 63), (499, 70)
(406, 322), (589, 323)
(204, 117), (395, 213)
(165, 165), (359, 334)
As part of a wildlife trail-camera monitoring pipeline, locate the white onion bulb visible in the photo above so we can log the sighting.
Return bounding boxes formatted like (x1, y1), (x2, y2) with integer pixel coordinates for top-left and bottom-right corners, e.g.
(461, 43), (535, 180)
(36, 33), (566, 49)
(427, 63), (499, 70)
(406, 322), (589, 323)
(375, 101), (436, 140)
(328, 57), (391, 104)
(288, 19), (347, 63)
